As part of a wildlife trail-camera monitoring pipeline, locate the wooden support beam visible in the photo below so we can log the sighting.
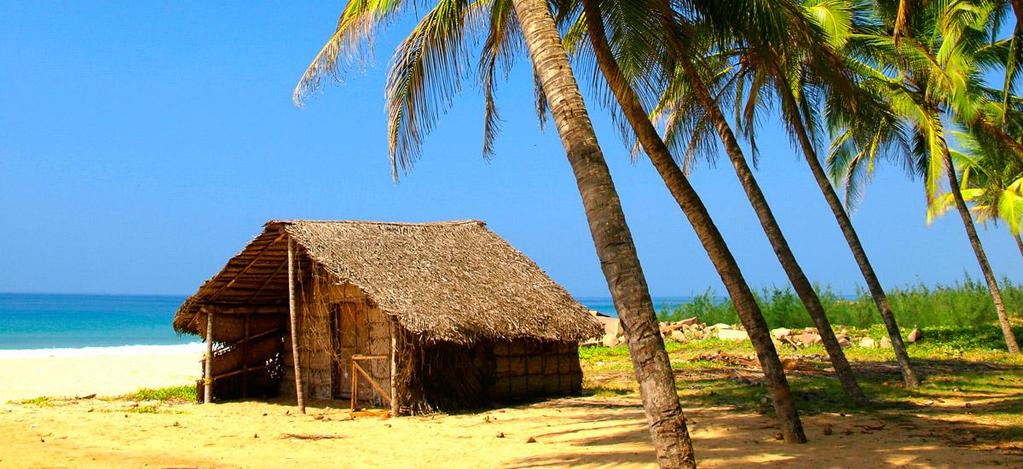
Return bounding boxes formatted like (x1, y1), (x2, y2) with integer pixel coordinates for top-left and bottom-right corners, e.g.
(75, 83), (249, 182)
(241, 314), (250, 399)
(245, 257), (289, 303)
(287, 237), (306, 414)
(193, 304), (288, 315)
(208, 231), (286, 302)
(204, 311), (214, 404)
(389, 320), (399, 416)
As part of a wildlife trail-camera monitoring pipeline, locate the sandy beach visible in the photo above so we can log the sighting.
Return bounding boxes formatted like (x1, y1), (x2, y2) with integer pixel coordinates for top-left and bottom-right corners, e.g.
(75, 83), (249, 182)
(1, 395), (1017, 468)
(0, 348), (1020, 467)
(0, 345), (202, 402)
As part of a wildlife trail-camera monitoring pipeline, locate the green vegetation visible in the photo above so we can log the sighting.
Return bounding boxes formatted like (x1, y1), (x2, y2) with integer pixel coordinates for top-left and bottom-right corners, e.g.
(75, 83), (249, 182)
(581, 336), (1023, 425)
(10, 396), (54, 407)
(124, 385), (195, 403)
(659, 276), (1023, 331)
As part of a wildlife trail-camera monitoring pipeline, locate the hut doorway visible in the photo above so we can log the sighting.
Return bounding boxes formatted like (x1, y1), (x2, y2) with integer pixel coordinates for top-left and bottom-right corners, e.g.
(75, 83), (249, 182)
(328, 300), (391, 405)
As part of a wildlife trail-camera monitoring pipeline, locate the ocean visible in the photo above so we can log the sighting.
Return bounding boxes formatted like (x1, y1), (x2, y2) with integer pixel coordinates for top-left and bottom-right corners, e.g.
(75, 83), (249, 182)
(0, 293), (692, 351)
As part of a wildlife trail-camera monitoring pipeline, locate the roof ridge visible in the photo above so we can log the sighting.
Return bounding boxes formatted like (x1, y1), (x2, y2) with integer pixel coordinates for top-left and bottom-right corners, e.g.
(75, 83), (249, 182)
(266, 219), (485, 227)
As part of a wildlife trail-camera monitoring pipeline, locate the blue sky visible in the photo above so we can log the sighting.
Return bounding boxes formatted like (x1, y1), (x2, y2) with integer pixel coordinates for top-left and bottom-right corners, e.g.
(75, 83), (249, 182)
(0, 1), (1019, 298)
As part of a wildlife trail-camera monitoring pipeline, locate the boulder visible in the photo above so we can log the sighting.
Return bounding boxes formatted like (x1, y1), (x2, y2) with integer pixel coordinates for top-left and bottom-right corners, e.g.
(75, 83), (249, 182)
(602, 334), (620, 347)
(858, 337), (877, 348)
(679, 316), (701, 326)
(879, 336), (891, 349)
(669, 330), (687, 342)
(594, 316), (624, 339)
(837, 337), (852, 348)
(708, 323), (733, 331)
(716, 329), (750, 342)
(771, 328), (791, 339)
(907, 327), (922, 343)
(793, 332), (822, 346)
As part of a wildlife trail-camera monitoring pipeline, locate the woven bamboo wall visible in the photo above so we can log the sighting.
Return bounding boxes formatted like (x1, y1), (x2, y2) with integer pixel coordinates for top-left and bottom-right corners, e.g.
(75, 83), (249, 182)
(489, 340), (582, 401)
(280, 279), (391, 403)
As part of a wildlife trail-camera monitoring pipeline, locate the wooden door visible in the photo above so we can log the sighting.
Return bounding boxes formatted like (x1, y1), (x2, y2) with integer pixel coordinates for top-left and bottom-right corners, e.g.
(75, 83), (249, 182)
(332, 302), (369, 399)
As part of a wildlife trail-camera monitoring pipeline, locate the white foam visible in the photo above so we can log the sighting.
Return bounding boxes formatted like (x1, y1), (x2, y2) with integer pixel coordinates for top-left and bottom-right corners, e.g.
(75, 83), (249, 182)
(0, 342), (204, 359)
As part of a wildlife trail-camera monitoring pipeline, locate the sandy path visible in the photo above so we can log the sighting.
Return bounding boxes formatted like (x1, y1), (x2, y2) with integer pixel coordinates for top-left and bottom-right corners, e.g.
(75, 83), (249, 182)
(1, 396), (1018, 468)
(0, 348), (201, 401)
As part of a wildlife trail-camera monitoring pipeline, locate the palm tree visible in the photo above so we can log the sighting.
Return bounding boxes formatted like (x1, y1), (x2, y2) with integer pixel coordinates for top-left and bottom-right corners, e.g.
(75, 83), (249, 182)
(828, 0), (1021, 353)
(701, 0), (921, 387)
(930, 131), (1023, 258)
(633, 0), (867, 400)
(574, 0), (808, 444)
(293, 0), (697, 464)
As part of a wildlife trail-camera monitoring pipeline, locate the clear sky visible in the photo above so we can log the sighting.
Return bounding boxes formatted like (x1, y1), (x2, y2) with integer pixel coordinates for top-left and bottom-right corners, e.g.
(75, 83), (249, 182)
(0, 1), (1019, 298)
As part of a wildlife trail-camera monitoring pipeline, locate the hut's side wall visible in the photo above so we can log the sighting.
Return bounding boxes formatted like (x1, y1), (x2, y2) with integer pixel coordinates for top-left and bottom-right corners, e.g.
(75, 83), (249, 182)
(395, 337), (582, 414)
(489, 340), (581, 401)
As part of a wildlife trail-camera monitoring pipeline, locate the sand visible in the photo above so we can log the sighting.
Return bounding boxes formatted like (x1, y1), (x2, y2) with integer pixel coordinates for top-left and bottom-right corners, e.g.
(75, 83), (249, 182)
(1, 396), (1019, 468)
(0, 345), (202, 401)
(0, 352), (1019, 467)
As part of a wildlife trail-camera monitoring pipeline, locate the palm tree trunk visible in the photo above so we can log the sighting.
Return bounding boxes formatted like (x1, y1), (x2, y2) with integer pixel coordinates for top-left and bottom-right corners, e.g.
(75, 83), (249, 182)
(772, 72), (920, 387)
(939, 141), (1021, 353)
(653, 11), (865, 400)
(1015, 233), (1023, 260)
(581, 0), (806, 444)
(508, 0), (697, 465)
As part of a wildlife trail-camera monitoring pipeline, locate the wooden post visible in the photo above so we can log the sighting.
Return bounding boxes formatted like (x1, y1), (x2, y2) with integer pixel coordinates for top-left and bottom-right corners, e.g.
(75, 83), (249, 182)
(241, 314), (250, 399)
(288, 237), (306, 414)
(389, 320), (399, 416)
(203, 311), (214, 404)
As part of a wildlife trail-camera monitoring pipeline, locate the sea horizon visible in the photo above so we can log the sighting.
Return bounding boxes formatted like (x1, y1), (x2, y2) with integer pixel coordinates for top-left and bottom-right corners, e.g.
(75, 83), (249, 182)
(0, 292), (706, 352)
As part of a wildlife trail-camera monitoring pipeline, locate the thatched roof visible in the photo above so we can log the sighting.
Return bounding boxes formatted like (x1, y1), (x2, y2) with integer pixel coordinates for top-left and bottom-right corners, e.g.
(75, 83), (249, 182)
(173, 220), (602, 344)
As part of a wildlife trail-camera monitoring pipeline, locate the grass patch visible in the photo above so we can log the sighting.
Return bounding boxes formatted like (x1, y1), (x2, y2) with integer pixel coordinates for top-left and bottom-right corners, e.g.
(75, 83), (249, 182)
(580, 336), (1023, 418)
(124, 385), (195, 403)
(10, 396), (54, 407)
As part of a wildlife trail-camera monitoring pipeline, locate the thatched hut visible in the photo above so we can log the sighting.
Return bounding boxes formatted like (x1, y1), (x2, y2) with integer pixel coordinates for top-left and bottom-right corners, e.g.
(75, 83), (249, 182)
(173, 220), (601, 414)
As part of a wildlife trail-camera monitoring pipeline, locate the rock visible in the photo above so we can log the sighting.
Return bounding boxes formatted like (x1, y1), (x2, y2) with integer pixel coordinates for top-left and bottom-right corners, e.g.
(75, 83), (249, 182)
(709, 323), (733, 331)
(526, 436), (537, 443)
(838, 337), (852, 348)
(879, 336), (891, 349)
(907, 327), (922, 343)
(823, 424), (833, 436)
(859, 337), (877, 348)
(670, 330), (687, 342)
(793, 332), (822, 346)
(771, 328), (791, 339)
(679, 316), (701, 326)
(602, 334), (620, 348)
(716, 329), (750, 341)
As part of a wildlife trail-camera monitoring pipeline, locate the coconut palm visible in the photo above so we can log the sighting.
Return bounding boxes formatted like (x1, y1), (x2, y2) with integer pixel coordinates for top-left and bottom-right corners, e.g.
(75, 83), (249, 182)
(685, 0), (921, 387)
(293, 0), (698, 464)
(571, 0), (808, 443)
(931, 130), (1023, 257)
(604, 0), (867, 400)
(828, 0), (1021, 352)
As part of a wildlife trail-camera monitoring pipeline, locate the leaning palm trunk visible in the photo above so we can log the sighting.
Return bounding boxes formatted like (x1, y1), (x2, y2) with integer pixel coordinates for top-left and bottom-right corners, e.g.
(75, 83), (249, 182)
(509, 0), (698, 465)
(939, 142), (1020, 353)
(772, 72), (920, 387)
(1015, 233), (1023, 260)
(580, 0), (806, 445)
(654, 9), (865, 401)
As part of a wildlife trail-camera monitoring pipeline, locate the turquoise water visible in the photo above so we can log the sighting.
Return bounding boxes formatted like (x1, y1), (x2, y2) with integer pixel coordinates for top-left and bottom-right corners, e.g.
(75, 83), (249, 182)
(0, 293), (193, 349)
(0, 293), (691, 350)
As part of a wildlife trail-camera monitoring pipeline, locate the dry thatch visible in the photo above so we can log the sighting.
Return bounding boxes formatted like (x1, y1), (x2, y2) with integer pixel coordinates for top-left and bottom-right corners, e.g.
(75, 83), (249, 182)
(173, 220), (601, 344)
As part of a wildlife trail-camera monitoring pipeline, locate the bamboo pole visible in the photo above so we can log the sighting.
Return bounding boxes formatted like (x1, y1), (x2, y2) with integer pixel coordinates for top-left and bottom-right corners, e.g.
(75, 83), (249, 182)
(288, 237), (306, 414)
(389, 320), (399, 416)
(203, 311), (214, 404)
(241, 314), (250, 399)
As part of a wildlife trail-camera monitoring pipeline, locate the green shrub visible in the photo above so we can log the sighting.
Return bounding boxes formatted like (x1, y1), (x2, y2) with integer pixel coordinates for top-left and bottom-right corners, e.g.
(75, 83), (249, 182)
(657, 275), (1023, 329)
